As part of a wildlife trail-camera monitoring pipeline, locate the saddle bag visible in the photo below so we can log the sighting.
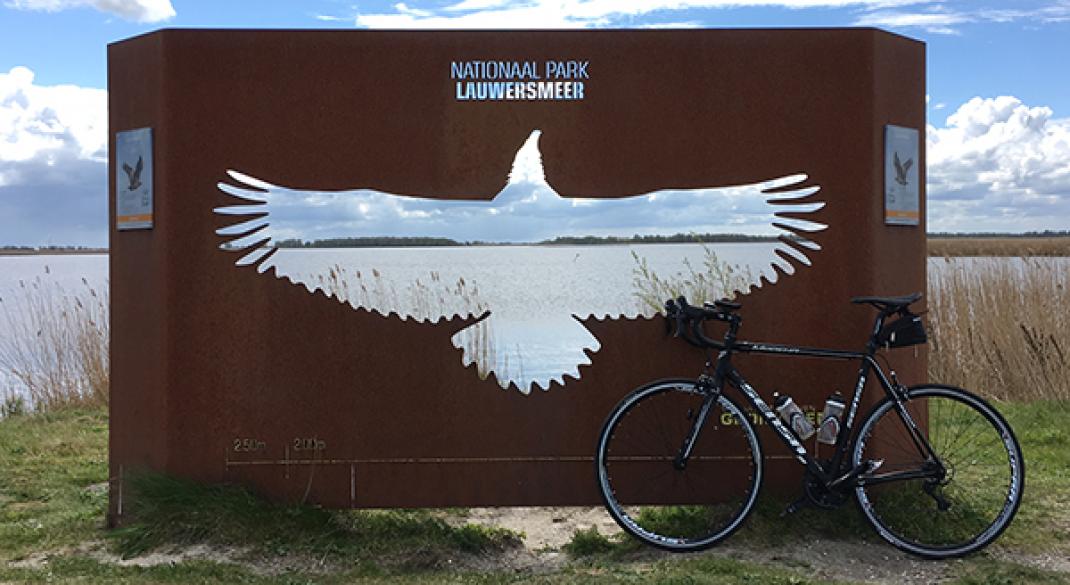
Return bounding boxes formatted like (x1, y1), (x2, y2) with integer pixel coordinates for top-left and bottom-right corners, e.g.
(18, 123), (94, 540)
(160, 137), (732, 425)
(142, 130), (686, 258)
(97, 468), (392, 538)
(877, 313), (927, 348)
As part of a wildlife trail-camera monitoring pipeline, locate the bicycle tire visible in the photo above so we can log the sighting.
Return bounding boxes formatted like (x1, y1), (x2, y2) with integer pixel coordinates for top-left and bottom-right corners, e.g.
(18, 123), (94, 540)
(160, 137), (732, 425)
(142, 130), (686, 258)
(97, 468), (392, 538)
(853, 385), (1024, 558)
(596, 378), (763, 551)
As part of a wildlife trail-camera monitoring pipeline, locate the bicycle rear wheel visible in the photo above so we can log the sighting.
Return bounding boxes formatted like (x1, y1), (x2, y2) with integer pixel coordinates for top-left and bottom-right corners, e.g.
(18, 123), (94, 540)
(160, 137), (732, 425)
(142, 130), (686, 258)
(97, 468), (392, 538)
(596, 379), (762, 551)
(853, 385), (1024, 558)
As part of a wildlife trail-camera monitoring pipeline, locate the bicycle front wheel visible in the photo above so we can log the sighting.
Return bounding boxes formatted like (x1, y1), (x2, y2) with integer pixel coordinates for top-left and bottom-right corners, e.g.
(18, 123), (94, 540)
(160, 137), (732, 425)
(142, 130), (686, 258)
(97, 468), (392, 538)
(596, 379), (762, 551)
(853, 385), (1024, 558)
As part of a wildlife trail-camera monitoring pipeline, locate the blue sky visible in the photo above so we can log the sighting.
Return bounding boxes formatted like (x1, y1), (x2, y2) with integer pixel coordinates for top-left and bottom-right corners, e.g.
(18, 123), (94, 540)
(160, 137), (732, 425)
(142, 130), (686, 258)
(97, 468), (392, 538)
(2, 0), (1069, 246)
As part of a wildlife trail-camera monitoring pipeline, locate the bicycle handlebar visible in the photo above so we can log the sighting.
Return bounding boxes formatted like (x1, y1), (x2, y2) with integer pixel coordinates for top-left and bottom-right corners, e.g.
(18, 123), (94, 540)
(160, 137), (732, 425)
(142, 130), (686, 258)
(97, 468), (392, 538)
(666, 292), (925, 352)
(665, 296), (740, 349)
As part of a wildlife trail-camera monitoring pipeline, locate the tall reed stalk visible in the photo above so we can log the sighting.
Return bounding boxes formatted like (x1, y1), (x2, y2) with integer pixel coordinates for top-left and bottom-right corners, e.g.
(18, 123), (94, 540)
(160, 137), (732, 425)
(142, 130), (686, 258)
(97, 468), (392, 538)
(0, 269), (109, 413)
(314, 265), (498, 381)
(631, 248), (1069, 402)
(631, 247), (752, 313)
(3, 251), (1065, 413)
(928, 257), (1069, 402)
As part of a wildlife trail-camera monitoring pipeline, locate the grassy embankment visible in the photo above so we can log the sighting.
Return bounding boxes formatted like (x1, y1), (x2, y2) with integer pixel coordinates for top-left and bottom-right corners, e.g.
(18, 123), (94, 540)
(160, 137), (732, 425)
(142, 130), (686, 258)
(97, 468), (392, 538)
(1, 239), (1069, 582)
(2, 403), (1066, 583)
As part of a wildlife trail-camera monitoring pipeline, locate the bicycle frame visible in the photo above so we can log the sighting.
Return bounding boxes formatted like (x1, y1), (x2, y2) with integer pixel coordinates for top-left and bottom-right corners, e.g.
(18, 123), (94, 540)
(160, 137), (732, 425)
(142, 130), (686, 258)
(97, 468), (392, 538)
(680, 311), (942, 490)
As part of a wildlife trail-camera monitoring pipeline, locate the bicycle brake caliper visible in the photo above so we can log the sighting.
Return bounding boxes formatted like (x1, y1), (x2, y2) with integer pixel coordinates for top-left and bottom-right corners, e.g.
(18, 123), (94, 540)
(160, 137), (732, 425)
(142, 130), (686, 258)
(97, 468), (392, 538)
(695, 374), (719, 397)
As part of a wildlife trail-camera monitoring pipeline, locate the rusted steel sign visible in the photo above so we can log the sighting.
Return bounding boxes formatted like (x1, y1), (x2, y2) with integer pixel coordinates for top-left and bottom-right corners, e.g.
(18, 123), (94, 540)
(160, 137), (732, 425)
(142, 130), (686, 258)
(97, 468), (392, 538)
(108, 29), (925, 522)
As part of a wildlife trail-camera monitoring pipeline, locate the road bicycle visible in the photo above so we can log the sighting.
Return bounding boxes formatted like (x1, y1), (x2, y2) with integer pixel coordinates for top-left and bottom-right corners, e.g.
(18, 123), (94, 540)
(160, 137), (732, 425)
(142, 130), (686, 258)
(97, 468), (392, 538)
(595, 293), (1024, 559)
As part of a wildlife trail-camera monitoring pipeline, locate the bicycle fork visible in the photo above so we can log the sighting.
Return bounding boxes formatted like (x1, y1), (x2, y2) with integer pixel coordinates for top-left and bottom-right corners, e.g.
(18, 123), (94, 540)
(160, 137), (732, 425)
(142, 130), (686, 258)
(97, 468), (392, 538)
(672, 374), (720, 470)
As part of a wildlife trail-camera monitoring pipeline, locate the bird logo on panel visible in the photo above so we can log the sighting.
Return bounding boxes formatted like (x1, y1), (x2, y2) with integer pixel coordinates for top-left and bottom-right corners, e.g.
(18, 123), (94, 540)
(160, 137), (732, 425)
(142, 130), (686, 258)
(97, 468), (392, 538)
(893, 152), (913, 187)
(122, 156), (144, 191)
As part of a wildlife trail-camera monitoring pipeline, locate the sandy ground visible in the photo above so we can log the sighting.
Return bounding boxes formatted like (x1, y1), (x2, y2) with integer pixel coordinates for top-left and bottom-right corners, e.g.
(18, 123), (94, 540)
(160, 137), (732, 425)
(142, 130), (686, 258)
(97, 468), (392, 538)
(454, 506), (961, 583)
(9, 506), (1068, 583)
(456, 506), (1069, 584)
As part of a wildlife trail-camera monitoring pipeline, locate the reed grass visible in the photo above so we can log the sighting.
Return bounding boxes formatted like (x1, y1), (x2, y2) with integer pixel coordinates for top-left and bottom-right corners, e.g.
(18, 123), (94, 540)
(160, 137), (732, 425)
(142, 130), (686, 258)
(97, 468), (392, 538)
(928, 237), (1070, 257)
(631, 247), (753, 313)
(314, 265), (499, 382)
(632, 247), (1069, 402)
(0, 268), (108, 413)
(2, 249), (1066, 413)
(928, 257), (1069, 402)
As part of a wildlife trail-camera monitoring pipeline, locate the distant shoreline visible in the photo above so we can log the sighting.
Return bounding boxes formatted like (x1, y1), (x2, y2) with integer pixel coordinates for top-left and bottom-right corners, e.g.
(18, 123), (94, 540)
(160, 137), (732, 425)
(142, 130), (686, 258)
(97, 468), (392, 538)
(0, 249), (108, 257)
(272, 234), (784, 249)
(4, 232), (1070, 257)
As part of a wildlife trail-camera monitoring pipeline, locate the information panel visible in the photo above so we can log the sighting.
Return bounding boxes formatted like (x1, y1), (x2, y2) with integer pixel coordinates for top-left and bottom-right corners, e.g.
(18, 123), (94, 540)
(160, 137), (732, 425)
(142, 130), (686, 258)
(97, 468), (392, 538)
(884, 124), (920, 226)
(115, 127), (154, 230)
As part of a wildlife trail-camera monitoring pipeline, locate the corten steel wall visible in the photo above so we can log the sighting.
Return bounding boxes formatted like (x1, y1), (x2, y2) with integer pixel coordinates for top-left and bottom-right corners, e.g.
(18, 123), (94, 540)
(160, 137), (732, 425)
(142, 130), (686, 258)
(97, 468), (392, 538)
(108, 29), (925, 522)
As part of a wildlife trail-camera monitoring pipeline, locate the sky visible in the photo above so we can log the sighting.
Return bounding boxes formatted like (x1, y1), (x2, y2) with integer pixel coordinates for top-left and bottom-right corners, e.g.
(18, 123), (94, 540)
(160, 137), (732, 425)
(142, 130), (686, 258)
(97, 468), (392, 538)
(1, 0), (1069, 246)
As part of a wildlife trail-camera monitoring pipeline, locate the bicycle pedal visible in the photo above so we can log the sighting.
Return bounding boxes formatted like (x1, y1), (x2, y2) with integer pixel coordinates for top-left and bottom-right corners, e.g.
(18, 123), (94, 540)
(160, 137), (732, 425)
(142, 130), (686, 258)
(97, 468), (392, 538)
(780, 496), (808, 518)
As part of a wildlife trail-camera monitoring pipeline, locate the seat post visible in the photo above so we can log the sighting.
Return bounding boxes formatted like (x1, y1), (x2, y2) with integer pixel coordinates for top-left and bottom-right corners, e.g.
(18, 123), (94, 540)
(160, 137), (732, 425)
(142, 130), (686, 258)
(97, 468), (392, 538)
(865, 310), (888, 355)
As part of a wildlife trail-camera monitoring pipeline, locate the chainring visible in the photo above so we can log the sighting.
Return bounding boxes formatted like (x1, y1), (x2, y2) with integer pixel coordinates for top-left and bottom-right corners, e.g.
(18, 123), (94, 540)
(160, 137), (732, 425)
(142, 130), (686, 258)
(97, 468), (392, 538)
(803, 468), (851, 510)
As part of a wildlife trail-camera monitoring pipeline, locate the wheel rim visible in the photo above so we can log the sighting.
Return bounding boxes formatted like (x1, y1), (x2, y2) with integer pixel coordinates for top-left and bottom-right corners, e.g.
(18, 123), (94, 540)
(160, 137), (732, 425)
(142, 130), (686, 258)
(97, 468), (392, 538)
(854, 388), (1022, 556)
(598, 382), (761, 549)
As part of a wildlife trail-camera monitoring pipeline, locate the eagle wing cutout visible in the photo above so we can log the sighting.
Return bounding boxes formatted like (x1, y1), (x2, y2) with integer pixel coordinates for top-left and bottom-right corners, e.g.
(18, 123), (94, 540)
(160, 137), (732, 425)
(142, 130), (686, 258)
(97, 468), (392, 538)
(215, 130), (826, 391)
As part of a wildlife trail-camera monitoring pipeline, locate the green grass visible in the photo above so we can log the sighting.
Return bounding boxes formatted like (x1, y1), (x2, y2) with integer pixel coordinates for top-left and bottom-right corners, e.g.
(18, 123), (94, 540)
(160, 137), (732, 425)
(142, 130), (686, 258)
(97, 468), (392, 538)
(561, 526), (618, 557)
(563, 400), (1070, 558)
(112, 470), (520, 564)
(949, 558), (1070, 585)
(3, 403), (1070, 584)
(992, 400), (1070, 551)
(0, 408), (109, 560)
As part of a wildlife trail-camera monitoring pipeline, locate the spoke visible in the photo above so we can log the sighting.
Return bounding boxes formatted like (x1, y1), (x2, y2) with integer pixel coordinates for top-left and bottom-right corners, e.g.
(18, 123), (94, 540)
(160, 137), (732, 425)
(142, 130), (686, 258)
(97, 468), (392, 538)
(948, 437), (1005, 471)
(945, 414), (984, 459)
(855, 390), (1021, 556)
(599, 383), (760, 549)
(933, 399), (975, 455)
(944, 422), (999, 463)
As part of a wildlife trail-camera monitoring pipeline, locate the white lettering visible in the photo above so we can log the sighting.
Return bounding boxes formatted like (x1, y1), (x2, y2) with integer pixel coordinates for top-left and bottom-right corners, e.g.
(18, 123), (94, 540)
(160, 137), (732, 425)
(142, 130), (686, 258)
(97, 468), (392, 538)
(452, 61), (587, 101)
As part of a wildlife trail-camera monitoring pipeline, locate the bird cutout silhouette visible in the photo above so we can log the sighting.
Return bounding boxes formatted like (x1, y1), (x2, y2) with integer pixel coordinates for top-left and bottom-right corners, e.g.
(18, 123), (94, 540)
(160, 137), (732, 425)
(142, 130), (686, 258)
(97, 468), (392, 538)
(122, 156), (144, 191)
(893, 152), (913, 187)
(214, 130), (827, 391)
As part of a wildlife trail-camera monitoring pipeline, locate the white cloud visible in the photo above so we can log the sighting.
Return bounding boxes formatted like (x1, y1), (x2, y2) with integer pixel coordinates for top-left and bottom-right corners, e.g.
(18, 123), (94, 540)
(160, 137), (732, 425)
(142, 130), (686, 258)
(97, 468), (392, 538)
(346, 0), (1070, 33)
(5, 0), (174, 22)
(0, 66), (107, 245)
(354, 0), (936, 29)
(854, 8), (968, 34)
(851, 1), (1070, 34)
(927, 96), (1070, 232)
(981, 2), (1070, 24)
(0, 66), (106, 179)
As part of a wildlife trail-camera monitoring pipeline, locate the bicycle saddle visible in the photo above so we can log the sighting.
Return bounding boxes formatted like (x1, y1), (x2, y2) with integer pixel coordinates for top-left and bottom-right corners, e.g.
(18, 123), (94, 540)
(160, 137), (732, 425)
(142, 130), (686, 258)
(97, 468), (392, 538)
(850, 292), (922, 312)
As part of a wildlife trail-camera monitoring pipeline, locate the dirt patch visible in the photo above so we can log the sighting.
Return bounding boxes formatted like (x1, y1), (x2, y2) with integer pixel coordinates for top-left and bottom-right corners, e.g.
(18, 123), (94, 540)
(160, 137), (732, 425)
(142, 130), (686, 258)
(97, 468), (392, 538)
(460, 506), (622, 550)
(454, 506), (1065, 584)
(8, 542), (245, 572)
(8, 551), (50, 570)
(994, 550), (1070, 575)
(64, 540), (246, 569)
(713, 538), (963, 584)
(11, 507), (1067, 583)
(78, 541), (338, 577)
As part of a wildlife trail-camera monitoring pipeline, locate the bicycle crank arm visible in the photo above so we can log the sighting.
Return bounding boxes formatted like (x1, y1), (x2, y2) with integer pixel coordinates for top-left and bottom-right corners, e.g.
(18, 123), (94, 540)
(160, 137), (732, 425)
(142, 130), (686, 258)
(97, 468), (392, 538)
(829, 459), (884, 490)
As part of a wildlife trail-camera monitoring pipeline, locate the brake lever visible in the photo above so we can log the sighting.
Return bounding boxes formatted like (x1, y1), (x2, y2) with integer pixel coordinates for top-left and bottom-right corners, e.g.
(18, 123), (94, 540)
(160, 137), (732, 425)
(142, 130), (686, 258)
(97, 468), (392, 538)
(664, 299), (682, 338)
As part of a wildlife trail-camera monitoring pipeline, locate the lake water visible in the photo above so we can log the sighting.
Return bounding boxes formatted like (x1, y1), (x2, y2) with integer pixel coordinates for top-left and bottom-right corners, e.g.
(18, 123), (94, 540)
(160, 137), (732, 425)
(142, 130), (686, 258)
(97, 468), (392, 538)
(2, 248), (1068, 394)
(268, 243), (785, 317)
